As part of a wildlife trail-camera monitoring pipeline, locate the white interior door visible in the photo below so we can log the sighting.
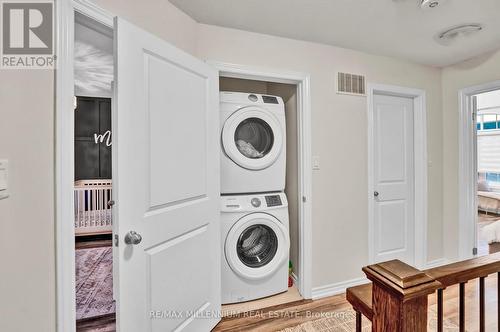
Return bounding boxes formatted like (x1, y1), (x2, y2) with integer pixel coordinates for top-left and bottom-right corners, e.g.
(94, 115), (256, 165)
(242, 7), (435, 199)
(372, 93), (415, 265)
(113, 17), (220, 332)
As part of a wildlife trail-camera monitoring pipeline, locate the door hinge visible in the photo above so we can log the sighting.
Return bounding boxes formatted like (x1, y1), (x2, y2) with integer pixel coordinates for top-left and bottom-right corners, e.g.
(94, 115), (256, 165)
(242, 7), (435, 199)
(114, 234), (119, 247)
(473, 247), (478, 255)
(302, 196), (306, 203)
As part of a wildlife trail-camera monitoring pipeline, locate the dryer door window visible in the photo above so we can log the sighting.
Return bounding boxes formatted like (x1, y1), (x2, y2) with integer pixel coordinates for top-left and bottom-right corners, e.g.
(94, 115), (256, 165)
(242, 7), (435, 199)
(222, 107), (284, 170)
(234, 118), (274, 159)
(237, 224), (278, 268)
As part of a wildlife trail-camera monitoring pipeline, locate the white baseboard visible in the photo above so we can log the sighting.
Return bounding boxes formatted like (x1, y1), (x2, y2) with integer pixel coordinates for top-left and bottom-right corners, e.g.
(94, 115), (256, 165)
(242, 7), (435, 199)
(310, 259), (449, 300)
(311, 277), (368, 300)
(425, 258), (450, 269)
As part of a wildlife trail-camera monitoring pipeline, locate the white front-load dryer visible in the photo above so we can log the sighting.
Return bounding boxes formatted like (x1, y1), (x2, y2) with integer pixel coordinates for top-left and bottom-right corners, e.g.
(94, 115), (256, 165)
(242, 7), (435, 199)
(221, 192), (290, 304)
(220, 91), (286, 194)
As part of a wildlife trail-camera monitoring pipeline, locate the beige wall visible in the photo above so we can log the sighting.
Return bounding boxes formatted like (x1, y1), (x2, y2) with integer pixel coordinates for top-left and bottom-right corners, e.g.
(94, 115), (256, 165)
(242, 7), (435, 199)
(0, 70), (55, 332)
(0, 1), (197, 331)
(93, 0), (198, 55)
(196, 24), (444, 287)
(442, 50), (500, 261)
(219, 77), (268, 94)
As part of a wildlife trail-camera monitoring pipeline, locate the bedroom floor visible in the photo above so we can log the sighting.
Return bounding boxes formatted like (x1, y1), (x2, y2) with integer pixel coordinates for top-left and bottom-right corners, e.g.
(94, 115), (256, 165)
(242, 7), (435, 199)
(75, 235), (116, 332)
(477, 212), (500, 256)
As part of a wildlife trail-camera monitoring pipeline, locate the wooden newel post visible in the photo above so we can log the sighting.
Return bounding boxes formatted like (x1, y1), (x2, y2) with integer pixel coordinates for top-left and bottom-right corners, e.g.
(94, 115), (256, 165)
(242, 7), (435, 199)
(363, 260), (441, 332)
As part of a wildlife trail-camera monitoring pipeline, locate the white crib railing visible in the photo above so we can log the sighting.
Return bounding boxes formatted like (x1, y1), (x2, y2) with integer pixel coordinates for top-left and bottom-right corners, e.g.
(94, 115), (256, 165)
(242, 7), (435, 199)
(74, 179), (112, 236)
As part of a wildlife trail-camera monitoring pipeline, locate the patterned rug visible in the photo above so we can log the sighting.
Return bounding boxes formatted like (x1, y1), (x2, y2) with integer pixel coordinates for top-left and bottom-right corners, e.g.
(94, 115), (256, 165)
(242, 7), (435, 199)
(278, 308), (459, 332)
(76, 246), (115, 320)
(278, 310), (370, 332)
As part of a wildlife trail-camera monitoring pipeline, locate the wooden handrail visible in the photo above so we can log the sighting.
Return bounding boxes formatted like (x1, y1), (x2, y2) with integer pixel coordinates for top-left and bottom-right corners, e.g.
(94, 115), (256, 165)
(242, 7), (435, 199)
(424, 252), (500, 287)
(347, 253), (500, 332)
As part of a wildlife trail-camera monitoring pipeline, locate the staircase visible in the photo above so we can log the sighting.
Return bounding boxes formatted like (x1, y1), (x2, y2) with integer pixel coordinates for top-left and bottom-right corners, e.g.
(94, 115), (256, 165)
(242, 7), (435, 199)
(347, 253), (500, 331)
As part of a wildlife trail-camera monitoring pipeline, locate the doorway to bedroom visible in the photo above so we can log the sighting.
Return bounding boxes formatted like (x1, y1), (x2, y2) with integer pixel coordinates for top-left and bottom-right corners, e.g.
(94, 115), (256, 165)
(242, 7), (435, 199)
(475, 89), (500, 256)
(73, 11), (115, 331)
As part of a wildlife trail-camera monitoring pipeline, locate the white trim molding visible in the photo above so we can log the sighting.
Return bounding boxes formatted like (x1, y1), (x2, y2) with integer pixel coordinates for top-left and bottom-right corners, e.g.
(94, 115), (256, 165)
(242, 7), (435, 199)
(458, 80), (500, 260)
(367, 83), (428, 269)
(311, 277), (368, 300)
(209, 61), (313, 299)
(56, 1), (114, 332)
(55, 1), (75, 331)
(73, 0), (113, 26)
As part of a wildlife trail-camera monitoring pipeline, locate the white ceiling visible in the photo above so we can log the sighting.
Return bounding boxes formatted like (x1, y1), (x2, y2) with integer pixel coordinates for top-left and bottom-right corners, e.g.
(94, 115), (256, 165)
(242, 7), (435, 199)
(169, 0), (500, 67)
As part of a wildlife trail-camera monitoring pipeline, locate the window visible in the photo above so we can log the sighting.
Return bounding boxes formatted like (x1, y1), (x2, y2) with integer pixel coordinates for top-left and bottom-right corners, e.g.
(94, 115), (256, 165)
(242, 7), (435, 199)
(477, 113), (500, 131)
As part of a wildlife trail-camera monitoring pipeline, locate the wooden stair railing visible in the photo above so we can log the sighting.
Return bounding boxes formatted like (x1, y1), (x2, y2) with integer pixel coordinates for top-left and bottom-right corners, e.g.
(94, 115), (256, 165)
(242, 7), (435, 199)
(347, 252), (500, 332)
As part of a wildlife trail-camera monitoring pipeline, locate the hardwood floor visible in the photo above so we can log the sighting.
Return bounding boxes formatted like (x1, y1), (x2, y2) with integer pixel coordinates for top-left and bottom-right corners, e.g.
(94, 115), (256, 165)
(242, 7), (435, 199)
(222, 285), (303, 317)
(76, 314), (115, 332)
(213, 273), (500, 331)
(213, 293), (359, 331)
(75, 234), (113, 249)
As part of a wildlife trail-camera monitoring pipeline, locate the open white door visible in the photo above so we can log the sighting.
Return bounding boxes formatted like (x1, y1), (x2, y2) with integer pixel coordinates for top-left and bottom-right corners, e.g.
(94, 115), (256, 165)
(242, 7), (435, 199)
(113, 17), (220, 332)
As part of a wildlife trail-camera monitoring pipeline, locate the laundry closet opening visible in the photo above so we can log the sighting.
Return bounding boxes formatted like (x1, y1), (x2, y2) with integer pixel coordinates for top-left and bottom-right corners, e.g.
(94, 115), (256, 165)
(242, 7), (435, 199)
(219, 76), (303, 314)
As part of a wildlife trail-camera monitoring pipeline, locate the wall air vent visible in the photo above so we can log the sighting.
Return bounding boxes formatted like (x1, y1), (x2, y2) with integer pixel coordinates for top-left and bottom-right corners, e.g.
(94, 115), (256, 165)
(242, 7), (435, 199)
(337, 72), (366, 96)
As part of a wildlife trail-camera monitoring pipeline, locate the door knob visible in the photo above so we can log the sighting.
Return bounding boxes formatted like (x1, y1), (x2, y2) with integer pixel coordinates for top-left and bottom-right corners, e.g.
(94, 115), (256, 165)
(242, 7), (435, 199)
(124, 231), (142, 245)
(108, 200), (115, 207)
(374, 191), (379, 197)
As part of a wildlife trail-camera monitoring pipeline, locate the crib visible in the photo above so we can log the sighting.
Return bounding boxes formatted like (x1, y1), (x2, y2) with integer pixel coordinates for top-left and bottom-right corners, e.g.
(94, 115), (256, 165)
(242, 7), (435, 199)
(74, 179), (113, 236)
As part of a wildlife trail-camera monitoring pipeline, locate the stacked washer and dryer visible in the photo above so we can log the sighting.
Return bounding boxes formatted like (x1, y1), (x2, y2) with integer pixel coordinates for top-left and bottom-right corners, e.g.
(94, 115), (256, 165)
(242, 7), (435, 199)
(220, 91), (291, 304)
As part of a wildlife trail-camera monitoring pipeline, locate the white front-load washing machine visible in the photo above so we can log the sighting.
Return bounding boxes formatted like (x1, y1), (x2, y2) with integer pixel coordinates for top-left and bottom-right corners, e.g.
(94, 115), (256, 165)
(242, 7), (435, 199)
(220, 91), (286, 194)
(221, 192), (290, 304)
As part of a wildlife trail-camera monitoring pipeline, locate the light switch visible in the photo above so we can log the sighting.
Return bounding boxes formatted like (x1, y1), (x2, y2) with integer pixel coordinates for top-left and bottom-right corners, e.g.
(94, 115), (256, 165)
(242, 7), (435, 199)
(0, 160), (9, 200)
(312, 156), (320, 170)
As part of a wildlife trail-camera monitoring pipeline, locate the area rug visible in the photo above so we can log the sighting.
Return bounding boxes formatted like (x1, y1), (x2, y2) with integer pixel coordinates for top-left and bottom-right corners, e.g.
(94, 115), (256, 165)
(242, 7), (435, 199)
(277, 308), (458, 332)
(76, 246), (115, 320)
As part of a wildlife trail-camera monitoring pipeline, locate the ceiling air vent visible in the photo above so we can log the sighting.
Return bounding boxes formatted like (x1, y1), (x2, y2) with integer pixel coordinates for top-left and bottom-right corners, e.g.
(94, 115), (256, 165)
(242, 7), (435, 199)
(337, 72), (366, 96)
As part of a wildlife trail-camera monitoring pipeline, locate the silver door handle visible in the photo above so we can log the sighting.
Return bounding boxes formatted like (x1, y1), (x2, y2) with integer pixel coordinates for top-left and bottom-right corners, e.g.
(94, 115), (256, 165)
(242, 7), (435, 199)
(374, 191), (379, 197)
(124, 231), (142, 245)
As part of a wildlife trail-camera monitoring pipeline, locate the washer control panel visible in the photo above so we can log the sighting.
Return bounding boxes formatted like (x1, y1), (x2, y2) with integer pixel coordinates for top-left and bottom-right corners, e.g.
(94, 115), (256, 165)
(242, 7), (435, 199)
(221, 193), (287, 212)
(265, 195), (282, 207)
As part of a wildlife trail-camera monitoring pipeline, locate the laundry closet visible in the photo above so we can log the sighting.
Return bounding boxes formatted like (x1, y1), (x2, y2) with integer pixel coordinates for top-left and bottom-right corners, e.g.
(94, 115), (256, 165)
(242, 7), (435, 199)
(218, 77), (301, 313)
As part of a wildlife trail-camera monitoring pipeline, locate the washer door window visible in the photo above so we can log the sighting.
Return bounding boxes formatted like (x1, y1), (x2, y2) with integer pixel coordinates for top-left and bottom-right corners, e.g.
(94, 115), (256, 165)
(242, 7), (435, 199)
(225, 213), (289, 280)
(237, 224), (278, 268)
(222, 107), (283, 170)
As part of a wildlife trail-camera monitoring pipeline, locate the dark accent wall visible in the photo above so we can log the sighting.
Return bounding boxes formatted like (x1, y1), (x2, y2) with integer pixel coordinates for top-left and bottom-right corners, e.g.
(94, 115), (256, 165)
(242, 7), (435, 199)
(74, 96), (112, 180)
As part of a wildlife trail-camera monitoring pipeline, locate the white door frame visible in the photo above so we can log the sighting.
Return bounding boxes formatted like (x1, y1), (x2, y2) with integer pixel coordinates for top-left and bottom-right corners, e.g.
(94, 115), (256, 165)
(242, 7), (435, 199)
(55, 1), (113, 331)
(458, 80), (500, 260)
(209, 61), (313, 299)
(367, 83), (428, 269)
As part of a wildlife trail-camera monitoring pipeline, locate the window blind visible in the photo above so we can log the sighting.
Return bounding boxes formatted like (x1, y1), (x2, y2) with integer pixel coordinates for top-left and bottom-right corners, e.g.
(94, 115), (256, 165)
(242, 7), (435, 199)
(478, 133), (500, 173)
